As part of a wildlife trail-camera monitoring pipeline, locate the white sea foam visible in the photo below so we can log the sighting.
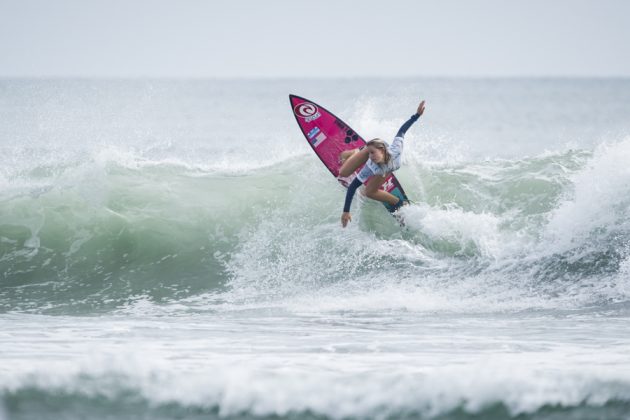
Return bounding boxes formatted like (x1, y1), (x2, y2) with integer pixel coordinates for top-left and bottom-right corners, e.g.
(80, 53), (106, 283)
(544, 137), (630, 251)
(2, 313), (630, 418)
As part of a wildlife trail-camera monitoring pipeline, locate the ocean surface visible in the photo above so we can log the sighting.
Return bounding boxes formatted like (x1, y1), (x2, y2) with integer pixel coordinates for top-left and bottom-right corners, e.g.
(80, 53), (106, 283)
(1, 78), (630, 420)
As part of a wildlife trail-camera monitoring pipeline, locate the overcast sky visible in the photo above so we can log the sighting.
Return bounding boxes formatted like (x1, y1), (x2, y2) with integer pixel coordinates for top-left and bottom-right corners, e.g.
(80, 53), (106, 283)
(1, 0), (629, 78)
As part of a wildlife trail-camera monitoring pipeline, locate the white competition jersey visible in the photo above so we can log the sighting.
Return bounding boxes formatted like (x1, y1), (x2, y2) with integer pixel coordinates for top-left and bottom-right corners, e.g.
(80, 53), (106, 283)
(356, 136), (404, 183)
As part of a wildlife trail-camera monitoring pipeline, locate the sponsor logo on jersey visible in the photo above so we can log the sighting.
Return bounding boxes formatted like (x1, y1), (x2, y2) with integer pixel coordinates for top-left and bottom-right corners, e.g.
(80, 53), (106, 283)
(380, 177), (395, 192)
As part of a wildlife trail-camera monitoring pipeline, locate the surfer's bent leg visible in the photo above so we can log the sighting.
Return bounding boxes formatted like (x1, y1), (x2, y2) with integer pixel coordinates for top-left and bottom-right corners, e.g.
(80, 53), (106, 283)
(339, 147), (369, 177)
(339, 149), (357, 163)
(364, 175), (400, 206)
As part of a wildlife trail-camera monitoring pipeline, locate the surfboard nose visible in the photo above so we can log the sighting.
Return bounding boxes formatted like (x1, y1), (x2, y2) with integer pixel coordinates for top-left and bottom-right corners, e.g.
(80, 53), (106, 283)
(289, 94), (307, 105)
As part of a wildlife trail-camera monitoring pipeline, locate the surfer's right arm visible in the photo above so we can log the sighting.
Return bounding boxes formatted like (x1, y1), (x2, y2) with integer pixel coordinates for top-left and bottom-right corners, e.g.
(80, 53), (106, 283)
(341, 177), (363, 227)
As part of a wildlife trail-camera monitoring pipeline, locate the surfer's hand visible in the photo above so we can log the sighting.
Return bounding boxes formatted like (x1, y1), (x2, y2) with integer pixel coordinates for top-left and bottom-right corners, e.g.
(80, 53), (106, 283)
(417, 100), (426, 116)
(341, 212), (352, 228)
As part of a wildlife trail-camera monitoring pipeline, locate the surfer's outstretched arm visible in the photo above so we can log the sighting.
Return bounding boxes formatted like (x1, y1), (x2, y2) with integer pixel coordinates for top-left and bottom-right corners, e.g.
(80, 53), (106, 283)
(396, 100), (426, 138)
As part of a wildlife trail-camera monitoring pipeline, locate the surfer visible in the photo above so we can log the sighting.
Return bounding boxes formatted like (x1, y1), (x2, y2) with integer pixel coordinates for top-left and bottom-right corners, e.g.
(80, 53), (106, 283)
(338, 100), (425, 227)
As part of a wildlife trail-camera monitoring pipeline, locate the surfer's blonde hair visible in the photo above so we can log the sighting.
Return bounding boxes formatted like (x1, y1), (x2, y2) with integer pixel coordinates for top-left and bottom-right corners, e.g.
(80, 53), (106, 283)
(366, 139), (391, 164)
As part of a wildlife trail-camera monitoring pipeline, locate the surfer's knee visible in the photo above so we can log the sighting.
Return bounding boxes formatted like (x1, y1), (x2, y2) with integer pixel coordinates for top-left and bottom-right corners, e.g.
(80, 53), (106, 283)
(339, 166), (352, 177)
(339, 149), (356, 161)
(339, 150), (358, 176)
(364, 175), (387, 199)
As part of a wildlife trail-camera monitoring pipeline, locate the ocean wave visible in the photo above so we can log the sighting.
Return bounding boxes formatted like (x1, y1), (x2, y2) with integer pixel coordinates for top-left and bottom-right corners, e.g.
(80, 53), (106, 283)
(0, 156), (304, 313)
(1, 142), (630, 314)
(3, 364), (630, 420)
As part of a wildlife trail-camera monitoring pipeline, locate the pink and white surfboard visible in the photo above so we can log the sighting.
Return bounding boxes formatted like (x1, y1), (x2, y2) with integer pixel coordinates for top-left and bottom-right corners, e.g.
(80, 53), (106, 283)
(289, 94), (407, 213)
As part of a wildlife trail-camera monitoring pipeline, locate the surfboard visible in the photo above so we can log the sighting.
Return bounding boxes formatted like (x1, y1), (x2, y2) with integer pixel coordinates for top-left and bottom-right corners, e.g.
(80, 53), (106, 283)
(289, 94), (408, 214)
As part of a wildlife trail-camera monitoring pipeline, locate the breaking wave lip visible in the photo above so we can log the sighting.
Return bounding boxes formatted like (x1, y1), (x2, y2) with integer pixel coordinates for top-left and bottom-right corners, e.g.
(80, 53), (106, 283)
(0, 143), (310, 184)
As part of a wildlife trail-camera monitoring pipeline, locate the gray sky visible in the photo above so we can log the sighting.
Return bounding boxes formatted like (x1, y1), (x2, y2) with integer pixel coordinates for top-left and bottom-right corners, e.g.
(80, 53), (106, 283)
(1, 0), (629, 78)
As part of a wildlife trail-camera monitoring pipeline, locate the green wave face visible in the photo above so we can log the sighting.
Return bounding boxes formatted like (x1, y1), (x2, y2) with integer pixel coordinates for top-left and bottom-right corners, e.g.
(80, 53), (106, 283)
(1, 142), (629, 314)
(1, 162), (283, 313)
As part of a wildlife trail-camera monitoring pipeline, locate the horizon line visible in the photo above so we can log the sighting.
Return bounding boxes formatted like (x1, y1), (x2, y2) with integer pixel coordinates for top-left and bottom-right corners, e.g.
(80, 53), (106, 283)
(2, 75), (630, 82)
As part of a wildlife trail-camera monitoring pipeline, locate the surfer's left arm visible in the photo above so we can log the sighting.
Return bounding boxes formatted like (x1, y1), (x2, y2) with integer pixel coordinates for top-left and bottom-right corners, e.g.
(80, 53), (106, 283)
(395, 100), (426, 139)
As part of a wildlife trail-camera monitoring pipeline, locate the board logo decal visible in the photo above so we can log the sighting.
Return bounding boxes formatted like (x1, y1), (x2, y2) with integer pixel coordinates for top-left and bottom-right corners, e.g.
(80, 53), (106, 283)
(294, 102), (321, 122)
(310, 132), (327, 148)
(334, 119), (346, 129)
(294, 102), (317, 118)
(307, 126), (321, 139)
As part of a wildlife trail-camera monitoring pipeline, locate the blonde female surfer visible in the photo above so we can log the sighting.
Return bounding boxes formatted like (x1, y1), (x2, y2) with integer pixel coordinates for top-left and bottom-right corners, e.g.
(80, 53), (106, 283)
(338, 100), (425, 227)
